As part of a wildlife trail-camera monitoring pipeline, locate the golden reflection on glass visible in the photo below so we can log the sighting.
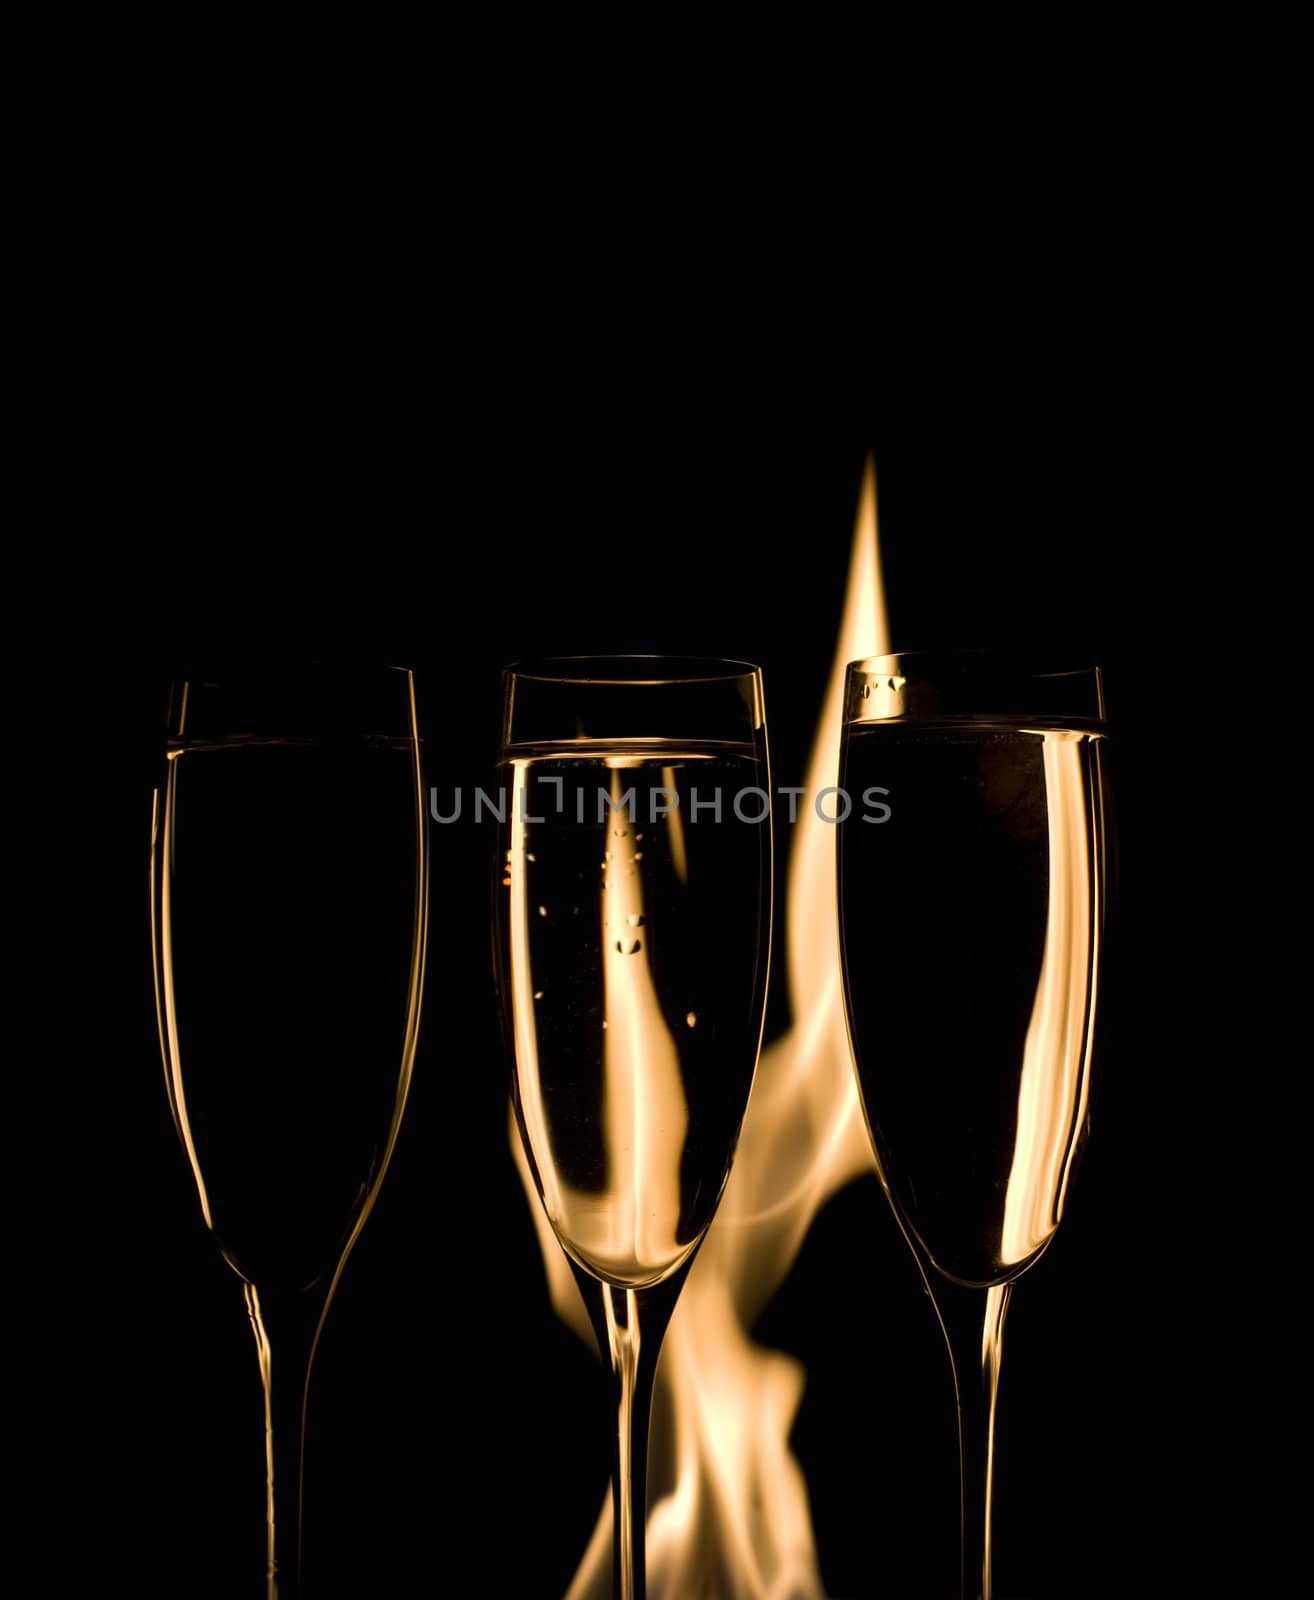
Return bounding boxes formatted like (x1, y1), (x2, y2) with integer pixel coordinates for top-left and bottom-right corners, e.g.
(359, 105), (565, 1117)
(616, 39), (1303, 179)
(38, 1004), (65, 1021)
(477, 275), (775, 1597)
(999, 733), (1101, 1267)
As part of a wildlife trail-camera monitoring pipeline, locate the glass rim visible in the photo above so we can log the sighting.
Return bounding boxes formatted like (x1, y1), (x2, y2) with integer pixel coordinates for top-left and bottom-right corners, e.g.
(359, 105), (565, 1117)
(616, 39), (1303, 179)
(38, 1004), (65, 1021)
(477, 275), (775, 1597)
(844, 650), (1106, 726)
(846, 650), (1101, 681)
(502, 654), (763, 686)
(163, 660), (420, 746)
(165, 659), (415, 684)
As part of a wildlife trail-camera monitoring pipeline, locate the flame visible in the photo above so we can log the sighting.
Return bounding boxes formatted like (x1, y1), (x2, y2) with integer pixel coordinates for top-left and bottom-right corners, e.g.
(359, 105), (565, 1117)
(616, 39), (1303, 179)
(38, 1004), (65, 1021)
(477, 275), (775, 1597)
(513, 457), (890, 1597)
(508, 765), (693, 1284)
(596, 766), (691, 1278)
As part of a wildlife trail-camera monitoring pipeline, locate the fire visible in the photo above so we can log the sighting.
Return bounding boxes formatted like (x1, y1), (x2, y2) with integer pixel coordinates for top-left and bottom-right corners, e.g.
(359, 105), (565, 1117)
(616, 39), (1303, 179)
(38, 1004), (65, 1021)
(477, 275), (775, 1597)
(513, 458), (889, 1597)
(510, 764), (693, 1283)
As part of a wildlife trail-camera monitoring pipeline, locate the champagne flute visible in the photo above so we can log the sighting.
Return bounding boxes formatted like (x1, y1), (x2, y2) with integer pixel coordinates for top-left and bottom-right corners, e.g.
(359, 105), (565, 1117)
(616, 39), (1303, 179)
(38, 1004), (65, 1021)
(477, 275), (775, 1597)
(150, 663), (428, 1597)
(837, 653), (1109, 1600)
(494, 657), (772, 1600)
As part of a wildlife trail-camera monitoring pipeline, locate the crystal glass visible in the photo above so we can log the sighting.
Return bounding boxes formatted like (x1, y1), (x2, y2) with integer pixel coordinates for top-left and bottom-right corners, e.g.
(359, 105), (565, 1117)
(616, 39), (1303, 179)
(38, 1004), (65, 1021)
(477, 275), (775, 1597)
(150, 662), (428, 1596)
(838, 652), (1109, 1600)
(494, 656), (772, 1600)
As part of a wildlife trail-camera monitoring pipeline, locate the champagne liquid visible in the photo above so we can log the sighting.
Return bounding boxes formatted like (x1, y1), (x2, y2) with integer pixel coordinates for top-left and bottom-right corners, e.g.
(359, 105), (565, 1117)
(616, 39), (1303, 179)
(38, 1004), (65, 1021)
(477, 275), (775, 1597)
(839, 723), (1104, 1286)
(497, 744), (770, 1288)
(153, 740), (423, 1289)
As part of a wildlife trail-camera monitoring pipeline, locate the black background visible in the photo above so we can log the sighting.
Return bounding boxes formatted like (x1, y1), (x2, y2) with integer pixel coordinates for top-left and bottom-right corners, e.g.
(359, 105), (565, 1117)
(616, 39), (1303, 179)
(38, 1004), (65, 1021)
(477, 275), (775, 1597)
(54, 326), (1227, 1598)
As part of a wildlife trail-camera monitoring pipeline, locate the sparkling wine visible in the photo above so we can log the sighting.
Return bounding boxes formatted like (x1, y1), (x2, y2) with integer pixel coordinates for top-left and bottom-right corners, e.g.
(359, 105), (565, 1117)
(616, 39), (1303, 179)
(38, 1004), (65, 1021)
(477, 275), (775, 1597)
(839, 722), (1105, 1286)
(153, 738), (424, 1289)
(496, 743), (770, 1288)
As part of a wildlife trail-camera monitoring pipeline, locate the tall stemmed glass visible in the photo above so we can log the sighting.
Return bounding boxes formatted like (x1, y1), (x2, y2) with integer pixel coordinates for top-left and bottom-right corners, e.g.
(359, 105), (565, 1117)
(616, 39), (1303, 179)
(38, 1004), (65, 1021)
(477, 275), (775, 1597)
(837, 653), (1109, 1600)
(494, 657), (772, 1600)
(150, 663), (429, 1597)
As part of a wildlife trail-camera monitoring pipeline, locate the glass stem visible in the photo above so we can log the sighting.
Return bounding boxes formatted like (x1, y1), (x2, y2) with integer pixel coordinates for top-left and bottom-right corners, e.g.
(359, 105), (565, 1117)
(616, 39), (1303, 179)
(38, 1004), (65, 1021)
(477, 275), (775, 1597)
(573, 1262), (686, 1600)
(930, 1277), (1013, 1600)
(244, 1282), (329, 1600)
(607, 1286), (649, 1600)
